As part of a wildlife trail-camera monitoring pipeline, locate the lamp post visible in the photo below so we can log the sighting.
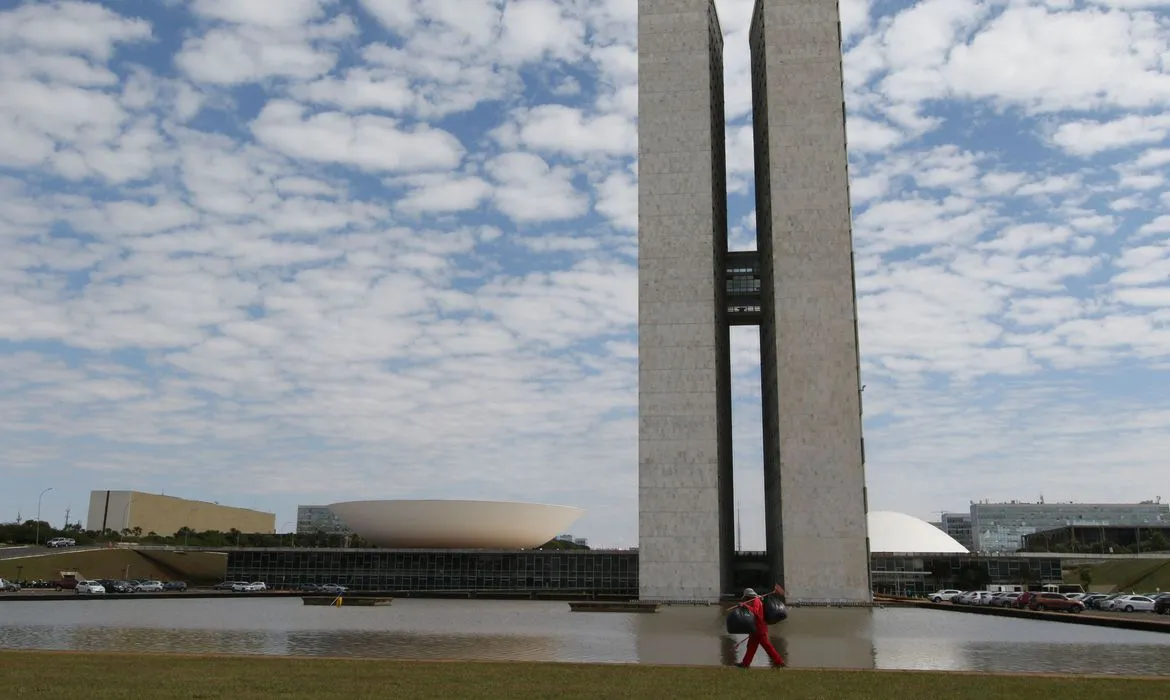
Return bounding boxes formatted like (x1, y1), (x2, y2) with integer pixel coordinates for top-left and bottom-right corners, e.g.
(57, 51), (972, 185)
(184, 507), (200, 547)
(35, 488), (53, 546)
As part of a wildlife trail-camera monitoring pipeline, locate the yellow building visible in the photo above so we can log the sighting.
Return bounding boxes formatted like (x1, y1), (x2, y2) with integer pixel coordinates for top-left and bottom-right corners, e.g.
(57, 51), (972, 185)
(85, 490), (275, 536)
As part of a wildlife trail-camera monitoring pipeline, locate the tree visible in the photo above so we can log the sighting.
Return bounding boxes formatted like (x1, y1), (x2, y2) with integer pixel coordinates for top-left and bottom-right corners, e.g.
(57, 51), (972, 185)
(1079, 567), (1093, 589)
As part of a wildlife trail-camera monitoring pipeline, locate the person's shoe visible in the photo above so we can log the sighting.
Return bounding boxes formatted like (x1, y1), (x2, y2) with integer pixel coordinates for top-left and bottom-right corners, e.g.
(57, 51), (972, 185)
(735, 662), (749, 668)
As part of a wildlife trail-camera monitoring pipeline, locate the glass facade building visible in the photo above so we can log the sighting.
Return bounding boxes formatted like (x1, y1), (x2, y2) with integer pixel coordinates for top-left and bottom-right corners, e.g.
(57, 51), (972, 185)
(226, 548), (638, 597)
(970, 502), (1170, 553)
(217, 547), (1061, 600)
(940, 513), (973, 551)
(296, 506), (351, 535)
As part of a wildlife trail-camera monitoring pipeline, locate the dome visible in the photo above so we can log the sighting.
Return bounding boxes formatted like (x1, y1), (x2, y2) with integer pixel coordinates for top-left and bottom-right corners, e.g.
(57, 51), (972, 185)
(867, 511), (969, 554)
(327, 499), (585, 549)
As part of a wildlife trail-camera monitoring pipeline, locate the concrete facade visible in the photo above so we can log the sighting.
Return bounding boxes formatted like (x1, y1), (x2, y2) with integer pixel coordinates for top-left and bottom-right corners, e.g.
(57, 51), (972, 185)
(637, 0), (870, 603)
(750, 0), (870, 603)
(85, 490), (275, 536)
(637, 0), (734, 602)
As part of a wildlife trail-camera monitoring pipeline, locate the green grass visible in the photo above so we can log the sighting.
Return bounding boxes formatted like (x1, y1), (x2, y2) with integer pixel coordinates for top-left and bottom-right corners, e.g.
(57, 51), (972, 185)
(1075, 560), (1170, 593)
(2, 651), (1166, 700)
(0, 548), (226, 584)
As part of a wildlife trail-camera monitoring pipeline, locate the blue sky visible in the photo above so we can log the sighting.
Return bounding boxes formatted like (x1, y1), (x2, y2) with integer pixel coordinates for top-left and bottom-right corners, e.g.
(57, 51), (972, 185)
(1, 0), (1168, 549)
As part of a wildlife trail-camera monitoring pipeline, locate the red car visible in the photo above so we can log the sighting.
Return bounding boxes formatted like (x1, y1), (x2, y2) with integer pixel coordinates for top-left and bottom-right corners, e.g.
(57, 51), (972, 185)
(1027, 592), (1084, 613)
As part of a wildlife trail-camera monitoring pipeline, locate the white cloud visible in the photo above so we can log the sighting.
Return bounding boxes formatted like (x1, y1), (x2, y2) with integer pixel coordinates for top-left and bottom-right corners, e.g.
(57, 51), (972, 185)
(0, 0), (1168, 550)
(250, 100), (465, 172)
(487, 152), (589, 223)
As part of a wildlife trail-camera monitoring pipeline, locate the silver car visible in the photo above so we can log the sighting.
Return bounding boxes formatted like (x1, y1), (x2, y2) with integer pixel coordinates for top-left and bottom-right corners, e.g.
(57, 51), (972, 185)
(75, 580), (106, 595)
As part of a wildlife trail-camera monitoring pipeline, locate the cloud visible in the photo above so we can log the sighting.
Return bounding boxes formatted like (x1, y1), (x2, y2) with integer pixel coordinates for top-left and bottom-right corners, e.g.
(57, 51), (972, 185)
(0, 0), (1168, 551)
(487, 152), (590, 223)
(250, 100), (466, 172)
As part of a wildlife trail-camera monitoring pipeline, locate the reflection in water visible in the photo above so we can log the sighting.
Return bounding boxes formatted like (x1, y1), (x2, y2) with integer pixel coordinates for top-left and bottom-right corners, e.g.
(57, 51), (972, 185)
(0, 599), (1167, 675)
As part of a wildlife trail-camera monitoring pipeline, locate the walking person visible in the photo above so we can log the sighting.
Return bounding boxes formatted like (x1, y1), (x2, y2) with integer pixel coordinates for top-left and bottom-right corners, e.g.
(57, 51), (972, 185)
(734, 585), (786, 668)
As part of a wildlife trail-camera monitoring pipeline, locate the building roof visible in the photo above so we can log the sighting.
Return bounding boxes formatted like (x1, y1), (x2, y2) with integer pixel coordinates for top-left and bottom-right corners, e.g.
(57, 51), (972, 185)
(869, 511), (970, 554)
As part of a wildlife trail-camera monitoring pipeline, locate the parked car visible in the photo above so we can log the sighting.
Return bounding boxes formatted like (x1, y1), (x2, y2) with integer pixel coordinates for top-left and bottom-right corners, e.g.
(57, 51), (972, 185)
(232, 581), (267, 592)
(163, 581), (188, 592)
(317, 584), (348, 595)
(107, 580), (136, 594)
(45, 537), (76, 548)
(214, 581), (248, 591)
(75, 580), (106, 595)
(1099, 595), (1125, 611)
(298, 583), (322, 592)
(990, 592), (1021, 607)
(1028, 592), (1084, 613)
(1154, 594), (1170, 615)
(1080, 593), (1109, 609)
(134, 580), (164, 593)
(0, 578), (21, 592)
(51, 577), (80, 591)
(929, 589), (962, 603)
(1111, 595), (1156, 612)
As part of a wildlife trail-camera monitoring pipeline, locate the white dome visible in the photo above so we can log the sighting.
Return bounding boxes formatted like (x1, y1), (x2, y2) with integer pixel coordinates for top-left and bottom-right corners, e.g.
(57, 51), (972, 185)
(868, 511), (969, 554)
(327, 499), (585, 549)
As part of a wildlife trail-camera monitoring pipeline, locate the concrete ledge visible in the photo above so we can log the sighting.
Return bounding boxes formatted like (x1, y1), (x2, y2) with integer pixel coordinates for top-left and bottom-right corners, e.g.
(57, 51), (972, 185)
(913, 600), (1170, 634)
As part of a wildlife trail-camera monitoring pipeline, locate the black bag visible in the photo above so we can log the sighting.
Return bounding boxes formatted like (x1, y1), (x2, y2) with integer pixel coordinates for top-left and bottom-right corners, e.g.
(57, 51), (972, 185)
(726, 605), (756, 634)
(763, 597), (788, 624)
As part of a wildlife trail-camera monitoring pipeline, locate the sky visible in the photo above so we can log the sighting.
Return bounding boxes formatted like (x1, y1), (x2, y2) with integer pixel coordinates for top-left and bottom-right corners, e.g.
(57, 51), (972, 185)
(1, 0), (1168, 550)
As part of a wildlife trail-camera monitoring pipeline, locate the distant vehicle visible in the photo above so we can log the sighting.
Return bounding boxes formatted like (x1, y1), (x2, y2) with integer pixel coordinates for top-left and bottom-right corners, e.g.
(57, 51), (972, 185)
(1042, 584), (1084, 595)
(45, 537), (76, 548)
(1154, 594), (1170, 615)
(214, 581), (247, 591)
(232, 582), (266, 592)
(163, 581), (188, 592)
(75, 580), (106, 595)
(298, 583), (322, 592)
(52, 576), (80, 591)
(929, 589), (962, 603)
(1028, 592), (1084, 613)
(0, 578), (21, 592)
(317, 584), (348, 595)
(134, 581), (164, 593)
(1111, 595), (1156, 613)
(1080, 594), (1109, 609)
(107, 580), (136, 594)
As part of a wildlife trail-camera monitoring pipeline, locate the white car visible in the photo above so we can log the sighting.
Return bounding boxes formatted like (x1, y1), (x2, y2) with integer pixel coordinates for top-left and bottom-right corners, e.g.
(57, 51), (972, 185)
(75, 580), (106, 595)
(134, 580), (164, 592)
(957, 591), (991, 605)
(46, 537), (76, 548)
(1112, 595), (1156, 612)
(232, 581), (267, 592)
(0, 578), (22, 592)
(1100, 596), (1124, 611)
(929, 589), (962, 603)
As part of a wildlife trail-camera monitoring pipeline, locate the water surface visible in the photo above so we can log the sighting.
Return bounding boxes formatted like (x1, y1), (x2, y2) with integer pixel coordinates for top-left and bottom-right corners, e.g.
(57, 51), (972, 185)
(1, 599), (1167, 675)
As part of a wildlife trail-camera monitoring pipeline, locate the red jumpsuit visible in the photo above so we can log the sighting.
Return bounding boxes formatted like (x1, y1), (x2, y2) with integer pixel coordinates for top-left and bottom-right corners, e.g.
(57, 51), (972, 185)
(740, 596), (784, 667)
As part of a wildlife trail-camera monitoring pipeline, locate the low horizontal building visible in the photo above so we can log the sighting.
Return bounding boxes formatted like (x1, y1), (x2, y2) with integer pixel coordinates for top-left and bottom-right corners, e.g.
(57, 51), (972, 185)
(1022, 524), (1170, 553)
(86, 490), (275, 536)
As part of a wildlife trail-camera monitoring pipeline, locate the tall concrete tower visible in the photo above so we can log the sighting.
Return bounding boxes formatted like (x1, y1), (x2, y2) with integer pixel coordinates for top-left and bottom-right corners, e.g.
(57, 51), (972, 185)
(637, 0), (870, 604)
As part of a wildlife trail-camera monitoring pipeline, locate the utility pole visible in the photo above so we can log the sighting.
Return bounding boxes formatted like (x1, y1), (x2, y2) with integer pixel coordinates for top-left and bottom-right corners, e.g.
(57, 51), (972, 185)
(63, 507), (71, 529)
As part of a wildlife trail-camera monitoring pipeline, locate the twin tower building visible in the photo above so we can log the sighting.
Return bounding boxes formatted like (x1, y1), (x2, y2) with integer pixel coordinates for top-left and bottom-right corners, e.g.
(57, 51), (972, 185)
(637, 0), (871, 603)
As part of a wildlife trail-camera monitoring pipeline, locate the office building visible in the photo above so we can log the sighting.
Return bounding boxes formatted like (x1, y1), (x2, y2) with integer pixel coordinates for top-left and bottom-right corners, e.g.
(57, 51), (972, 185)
(637, 0), (868, 603)
(86, 490), (275, 536)
(940, 513), (974, 551)
(296, 505), (351, 535)
(970, 500), (1170, 552)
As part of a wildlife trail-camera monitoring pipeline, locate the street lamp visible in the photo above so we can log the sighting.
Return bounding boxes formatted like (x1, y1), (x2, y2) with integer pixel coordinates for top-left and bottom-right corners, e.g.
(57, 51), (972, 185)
(184, 507), (200, 547)
(35, 488), (53, 546)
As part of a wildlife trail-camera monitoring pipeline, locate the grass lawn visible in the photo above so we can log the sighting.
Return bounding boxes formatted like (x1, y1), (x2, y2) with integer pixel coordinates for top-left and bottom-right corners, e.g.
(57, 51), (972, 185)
(3, 651), (1167, 699)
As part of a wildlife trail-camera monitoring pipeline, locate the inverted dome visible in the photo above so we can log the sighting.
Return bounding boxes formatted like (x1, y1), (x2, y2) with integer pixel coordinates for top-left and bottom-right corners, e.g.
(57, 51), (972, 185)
(868, 510), (969, 554)
(327, 499), (585, 549)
